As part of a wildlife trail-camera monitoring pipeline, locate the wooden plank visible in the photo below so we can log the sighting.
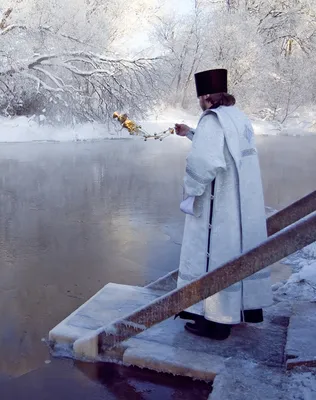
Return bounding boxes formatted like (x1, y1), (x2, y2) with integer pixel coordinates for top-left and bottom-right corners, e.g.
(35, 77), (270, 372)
(98, 212), (316, 351)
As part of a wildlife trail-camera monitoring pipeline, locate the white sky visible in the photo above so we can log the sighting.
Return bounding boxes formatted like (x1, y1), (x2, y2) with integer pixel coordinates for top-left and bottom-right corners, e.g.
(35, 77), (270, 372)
(166, 0), (193, 14)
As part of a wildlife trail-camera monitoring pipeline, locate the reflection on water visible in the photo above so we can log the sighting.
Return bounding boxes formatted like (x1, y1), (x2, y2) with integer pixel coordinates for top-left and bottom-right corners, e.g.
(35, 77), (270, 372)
(0, 359), (212, 399)
(256, 135), (316, 209)
(0, 139), (187, 377)
(76, 361), (212, 400)
(0, 136), (315, 378)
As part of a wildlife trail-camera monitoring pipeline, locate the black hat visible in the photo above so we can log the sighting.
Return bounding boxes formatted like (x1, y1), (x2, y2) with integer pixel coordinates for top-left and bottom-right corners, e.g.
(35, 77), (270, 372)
(194, 69), (228, 97)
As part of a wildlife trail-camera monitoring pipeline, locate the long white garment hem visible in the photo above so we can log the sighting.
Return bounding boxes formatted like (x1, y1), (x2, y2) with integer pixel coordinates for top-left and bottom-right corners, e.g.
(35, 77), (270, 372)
(177, 106), (273, 325)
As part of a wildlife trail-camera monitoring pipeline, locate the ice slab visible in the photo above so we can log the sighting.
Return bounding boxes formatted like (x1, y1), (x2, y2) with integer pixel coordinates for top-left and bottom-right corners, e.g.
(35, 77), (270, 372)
(49, 283), (166, 345)
(209, 358), (316, 399)
(49, 283), (226, 380)
(49, 283), (290, 381)
(209, 359), (285, 400)
(126, 302), (288, 369)
(123, 340), (224, 381)
(285, 302), (316, 369)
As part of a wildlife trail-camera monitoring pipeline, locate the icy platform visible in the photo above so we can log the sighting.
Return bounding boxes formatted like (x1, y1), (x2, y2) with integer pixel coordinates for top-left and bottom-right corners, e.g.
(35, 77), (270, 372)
(285, 302), (316, 369)
(49, 282), (224, 380)
(49, 282), (289, 382)
(49, 283), (166, 346)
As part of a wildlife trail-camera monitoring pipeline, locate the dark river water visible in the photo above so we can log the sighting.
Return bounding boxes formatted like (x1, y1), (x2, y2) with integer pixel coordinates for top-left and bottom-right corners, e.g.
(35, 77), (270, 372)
(0, 135), (315, 396)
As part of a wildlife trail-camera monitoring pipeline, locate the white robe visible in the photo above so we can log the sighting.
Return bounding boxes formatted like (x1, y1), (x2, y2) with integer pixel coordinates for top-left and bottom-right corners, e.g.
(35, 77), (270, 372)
(177, 106), (273, 324)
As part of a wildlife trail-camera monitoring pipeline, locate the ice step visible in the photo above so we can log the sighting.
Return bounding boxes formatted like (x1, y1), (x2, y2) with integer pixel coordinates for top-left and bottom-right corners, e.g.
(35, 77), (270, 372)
(285, 302), (316, 369)
(49, 283), (167, 346)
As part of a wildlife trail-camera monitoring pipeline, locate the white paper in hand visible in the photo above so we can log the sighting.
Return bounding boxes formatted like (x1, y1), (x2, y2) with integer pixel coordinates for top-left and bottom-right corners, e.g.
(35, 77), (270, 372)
(180, 196), (195, 216)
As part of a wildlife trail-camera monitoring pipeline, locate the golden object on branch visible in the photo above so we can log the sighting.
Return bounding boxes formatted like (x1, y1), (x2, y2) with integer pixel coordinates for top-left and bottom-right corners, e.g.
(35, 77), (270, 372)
(113, 112), (141, 135)
(113, 111), (174, 141)
(122, 119), (140, 134)
(113, 112), (127, 124)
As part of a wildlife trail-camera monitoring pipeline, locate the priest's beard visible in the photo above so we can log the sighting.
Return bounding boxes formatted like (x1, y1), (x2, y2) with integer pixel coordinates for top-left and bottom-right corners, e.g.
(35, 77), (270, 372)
(199, 97), (212, 111)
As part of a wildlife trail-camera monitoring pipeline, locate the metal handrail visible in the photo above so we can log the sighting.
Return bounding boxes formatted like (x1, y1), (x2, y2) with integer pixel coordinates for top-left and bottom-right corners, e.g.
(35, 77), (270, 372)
(97, 211), (316, 351)
(146, 190), (316, 291)
(267, 190), (316, 236)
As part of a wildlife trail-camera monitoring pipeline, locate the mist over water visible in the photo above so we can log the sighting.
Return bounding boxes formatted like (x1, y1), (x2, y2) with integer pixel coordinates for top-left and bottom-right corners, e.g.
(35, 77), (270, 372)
(0, 135), (315, 378)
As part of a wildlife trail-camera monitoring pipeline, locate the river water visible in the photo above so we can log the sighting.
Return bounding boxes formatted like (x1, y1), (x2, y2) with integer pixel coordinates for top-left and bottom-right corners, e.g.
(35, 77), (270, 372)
(0, 135), (315, 394)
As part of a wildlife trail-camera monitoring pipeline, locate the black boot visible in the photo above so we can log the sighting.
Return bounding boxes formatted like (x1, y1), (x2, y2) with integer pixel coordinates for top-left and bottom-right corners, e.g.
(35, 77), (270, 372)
(174, 311), (203, 322)
(184, 318), (231, 341)
(242, 309), (264, 323)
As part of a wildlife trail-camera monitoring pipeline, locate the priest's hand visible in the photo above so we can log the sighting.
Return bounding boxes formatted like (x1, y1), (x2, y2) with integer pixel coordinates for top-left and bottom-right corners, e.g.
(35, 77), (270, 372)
(175, 124), (190, 137)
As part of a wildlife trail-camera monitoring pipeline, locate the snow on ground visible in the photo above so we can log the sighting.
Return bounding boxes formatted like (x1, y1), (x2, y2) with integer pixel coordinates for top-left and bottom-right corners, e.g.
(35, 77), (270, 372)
(273, 262), (316, 302)
(268, 250), (316, 399)
(149, 106), (316, 137)
(287, 371), (316, 400)
(210, 250), (316, 400)
(276, 241), (316, 302)
(209, 360), (316, 400)
(0, 106), (315, 143)
(284, 242), (316, 272)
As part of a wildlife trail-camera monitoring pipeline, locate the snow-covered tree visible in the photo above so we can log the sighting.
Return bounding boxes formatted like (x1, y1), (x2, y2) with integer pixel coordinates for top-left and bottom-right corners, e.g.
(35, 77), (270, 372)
(152, 3), (263, 111)
(153, 0), (316, 120)
(151, 1), (208, 109)
(0, 0), (315, 123)
(0, 1), (163, 124)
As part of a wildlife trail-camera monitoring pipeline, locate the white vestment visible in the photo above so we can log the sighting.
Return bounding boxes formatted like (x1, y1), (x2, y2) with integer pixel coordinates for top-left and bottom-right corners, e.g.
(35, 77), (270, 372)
(177, 106), (273, 324)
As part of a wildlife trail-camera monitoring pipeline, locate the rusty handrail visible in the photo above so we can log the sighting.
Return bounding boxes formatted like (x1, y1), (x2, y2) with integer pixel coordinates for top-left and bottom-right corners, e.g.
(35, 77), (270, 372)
(267, 190), (316, 236)
(96, 212), (316, 351)
(146, 190), (316, 290)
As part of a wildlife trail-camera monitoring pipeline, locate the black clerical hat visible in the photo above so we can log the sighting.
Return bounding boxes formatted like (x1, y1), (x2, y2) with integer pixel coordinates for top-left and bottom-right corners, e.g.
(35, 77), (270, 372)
(194, 69), (228, 97)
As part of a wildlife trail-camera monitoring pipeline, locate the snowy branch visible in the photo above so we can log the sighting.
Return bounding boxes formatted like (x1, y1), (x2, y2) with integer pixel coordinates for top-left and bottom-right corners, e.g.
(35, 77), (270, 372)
(31, 67), (64, 89)
(62, 65), (113, 77)
(20, 72), (64, 93)
(64, 58), (98, 69)
(27, 52), (160, 69)
(0, 24), (27, 35)
(39, 26), (96, 47)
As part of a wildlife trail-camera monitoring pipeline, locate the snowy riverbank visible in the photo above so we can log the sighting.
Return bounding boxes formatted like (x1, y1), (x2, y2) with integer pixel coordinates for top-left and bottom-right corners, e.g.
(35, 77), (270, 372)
(0, 116), (131, 142)
(0, 107), (315, 143)
(156, 106), (316, 137)
(278, 241), (316, 302)
(209, 245), (316, 400)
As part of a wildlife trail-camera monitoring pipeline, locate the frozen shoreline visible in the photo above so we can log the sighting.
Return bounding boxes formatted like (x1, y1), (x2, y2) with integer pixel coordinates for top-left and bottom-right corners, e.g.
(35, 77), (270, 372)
(0, 107), (315, 143)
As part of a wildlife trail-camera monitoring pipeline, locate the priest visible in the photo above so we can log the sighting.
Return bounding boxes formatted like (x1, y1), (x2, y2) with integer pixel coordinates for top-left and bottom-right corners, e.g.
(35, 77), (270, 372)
(175, 69), (272, 340)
